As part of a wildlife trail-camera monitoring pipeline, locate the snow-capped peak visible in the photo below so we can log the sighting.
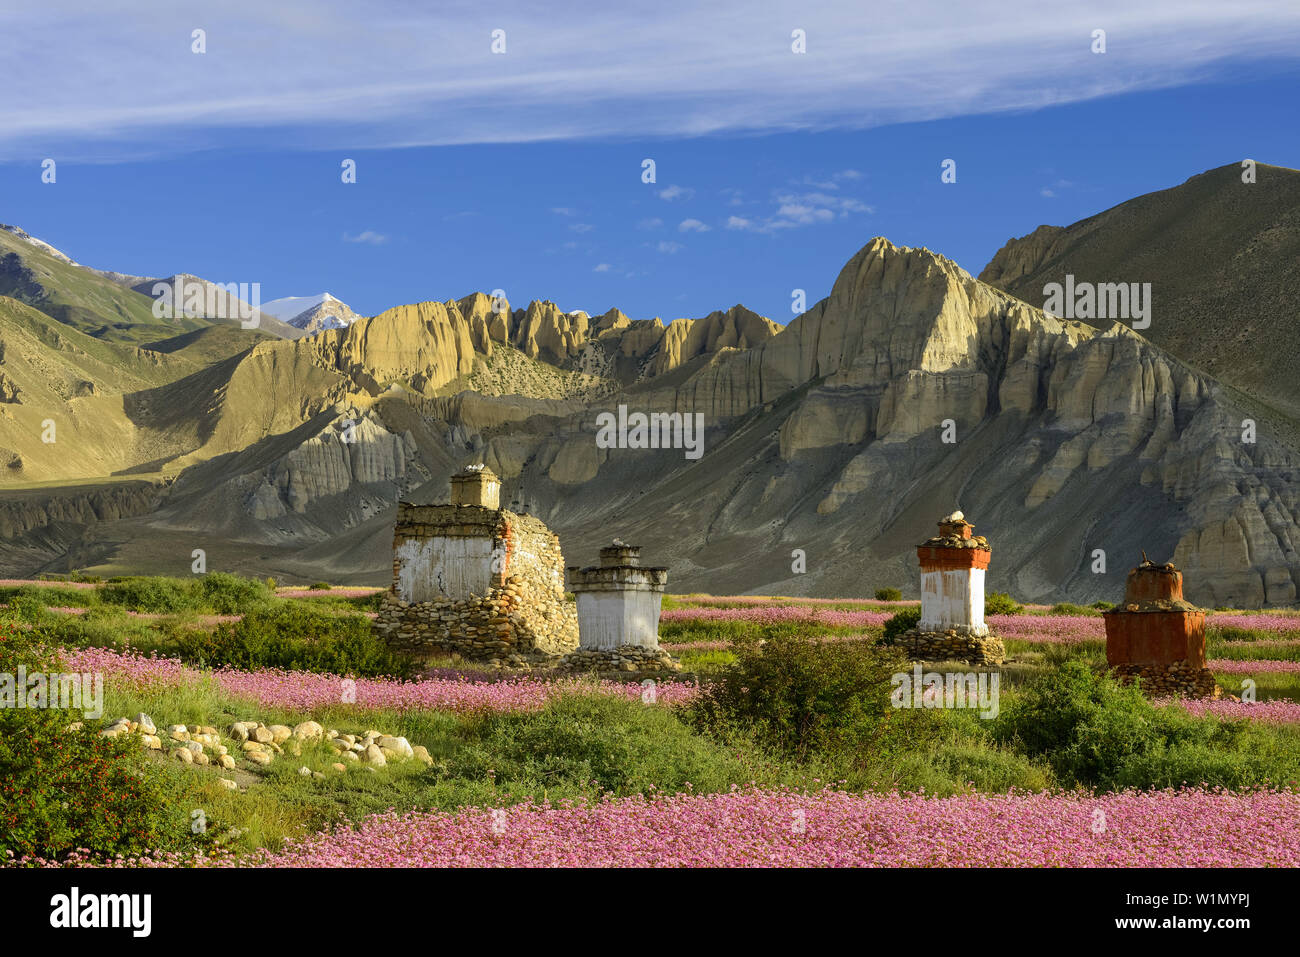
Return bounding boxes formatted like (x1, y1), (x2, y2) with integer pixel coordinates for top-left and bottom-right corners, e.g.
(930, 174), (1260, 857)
(259, 293), (361, 334)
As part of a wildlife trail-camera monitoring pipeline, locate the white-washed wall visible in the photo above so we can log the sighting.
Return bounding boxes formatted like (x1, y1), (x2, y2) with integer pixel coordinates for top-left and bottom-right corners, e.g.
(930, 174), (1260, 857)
(395, 536), (494, 603)
(919, 567), (987, 635)
(576, 590), (662, 650)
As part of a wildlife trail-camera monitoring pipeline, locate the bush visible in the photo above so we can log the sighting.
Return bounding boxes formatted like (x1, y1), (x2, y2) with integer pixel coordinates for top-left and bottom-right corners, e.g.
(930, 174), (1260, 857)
(882, 607), (921, 642)
(0, 591), (52, 624)
(1049, 602), (1100, 617)
(987, 660), (1285, 790)
(1091, 600), (1115, 611)
(0, 615), (200, 862)
(194, 572), (274, 615)
(455, 693), (765, 799)
(874, 587), (903, 602)
(100, 576), (196, 614)
(993, 661), (1163, 787)
(174, 602), (415, 678)
(985, 592), (1023, 616)
(308, 582), (332, 591)
(692, 633), (907, 763)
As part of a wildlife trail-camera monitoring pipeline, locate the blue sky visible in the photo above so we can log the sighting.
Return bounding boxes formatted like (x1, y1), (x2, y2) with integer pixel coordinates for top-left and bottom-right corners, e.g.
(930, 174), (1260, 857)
(2, 1), (1298, 321)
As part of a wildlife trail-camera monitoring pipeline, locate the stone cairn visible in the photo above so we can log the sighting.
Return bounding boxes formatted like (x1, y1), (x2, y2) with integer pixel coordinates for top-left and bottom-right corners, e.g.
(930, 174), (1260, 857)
(887, 511), (1005, 666)
(554, 540), (682, 680)
(372, 465), (579, 669)
(1103, 554), (1223, 698)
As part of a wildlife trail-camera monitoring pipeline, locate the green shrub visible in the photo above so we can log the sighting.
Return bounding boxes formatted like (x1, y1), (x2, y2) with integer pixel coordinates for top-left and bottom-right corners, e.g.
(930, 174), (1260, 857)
(1, 591), (53, 624)
(194, 572), (274, 614)
(1049, 602), (1100, 617)
(455, 693), (766, 799)
(985, 592), (1023, 616)
(100, 576), (196, 614)
(993, 661), (1162, 787)
(882, 607), (921, 642)
(986, 660), (1283, 790)
(308, 582), (332, 591)
(692, 633), (907, 763)
(174, 603), (415, 677)
(887, 741), (1053, 796)
(1110, 743), (1273, 791)
(1091, 600), (1115, 611)
(874, 587), (903, 602)
(0, 615), (200, 862)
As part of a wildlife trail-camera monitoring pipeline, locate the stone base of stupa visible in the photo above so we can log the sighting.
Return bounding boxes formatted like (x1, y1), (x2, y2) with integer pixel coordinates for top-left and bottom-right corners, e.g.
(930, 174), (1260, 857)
(1111, 661), (1223, 699)
(552, 644), (682, 681)
(888, 628), (1005, 666)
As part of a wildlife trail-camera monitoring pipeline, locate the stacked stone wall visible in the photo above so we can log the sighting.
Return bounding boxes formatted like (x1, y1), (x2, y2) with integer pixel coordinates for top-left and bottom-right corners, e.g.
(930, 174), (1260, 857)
(373, 503), (578, 666)
(887, 628), (1006, 666)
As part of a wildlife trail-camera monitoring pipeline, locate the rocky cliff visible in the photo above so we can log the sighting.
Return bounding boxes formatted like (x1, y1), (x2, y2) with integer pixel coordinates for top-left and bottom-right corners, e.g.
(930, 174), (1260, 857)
(5, 230), (1299, 605)
(979, 162), (1300, 421)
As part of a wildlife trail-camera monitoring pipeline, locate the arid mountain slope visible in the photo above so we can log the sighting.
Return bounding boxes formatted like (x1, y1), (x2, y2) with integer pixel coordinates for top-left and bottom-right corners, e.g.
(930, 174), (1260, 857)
(5, 235), (1297, 607)
(980, 162), (1300, 419)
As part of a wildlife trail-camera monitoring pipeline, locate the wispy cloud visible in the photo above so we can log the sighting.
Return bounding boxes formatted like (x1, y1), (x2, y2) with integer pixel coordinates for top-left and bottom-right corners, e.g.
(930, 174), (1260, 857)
(658, 185), (695, 201)
(637, 217), (664, 230)
(569, 223), (595, 233)
(654, 240), (684, 254)
(678, 218), (710, 232)
(2, 1), (1297, 160)
(726, 189), (874, 233)
(593, 262), (611, 272)
(551, 207), (578, 216)
(342, 230), (389, 244)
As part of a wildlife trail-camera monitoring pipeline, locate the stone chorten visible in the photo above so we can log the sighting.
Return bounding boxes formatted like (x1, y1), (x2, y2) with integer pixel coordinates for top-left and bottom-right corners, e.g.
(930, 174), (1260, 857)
(1103, 554), (1221, 698)
(887, 511), (1004, 666)
(917, 511), (991, 636)
(556, 540), (681, 679)
(372, 465), (578, 668)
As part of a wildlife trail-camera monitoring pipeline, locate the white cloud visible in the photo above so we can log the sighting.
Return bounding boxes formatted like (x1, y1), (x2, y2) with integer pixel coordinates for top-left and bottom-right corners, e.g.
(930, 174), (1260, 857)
(342, 230), (389, 244)
(637, 217), (664, 230)
(2, 2), (1297, 160)
(593, 263), (611, 272)
(551, 207), (578, 216)
(728, 190), (875, 233)
(569, 223), (595, 233)
(678, 218), (710, 233)
(658, 184), (694, 201)
(1040, 178), (1075, 198)
(655, 240), (684, 254)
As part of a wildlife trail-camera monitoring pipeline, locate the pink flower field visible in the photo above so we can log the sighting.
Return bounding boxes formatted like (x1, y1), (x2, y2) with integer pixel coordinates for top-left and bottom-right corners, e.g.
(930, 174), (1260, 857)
(57, 646), (700, 714)
(661, 606), (893, 628)
(1206, 659), (1300, 674)
(221, 787), (1300, 867)
(1158, 698), (1300, 724)
(24, 786), (1298, 868)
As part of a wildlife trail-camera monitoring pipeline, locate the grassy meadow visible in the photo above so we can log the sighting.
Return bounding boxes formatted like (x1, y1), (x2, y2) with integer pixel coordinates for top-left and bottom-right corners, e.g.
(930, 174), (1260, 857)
(2, 574), (1299, 866)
